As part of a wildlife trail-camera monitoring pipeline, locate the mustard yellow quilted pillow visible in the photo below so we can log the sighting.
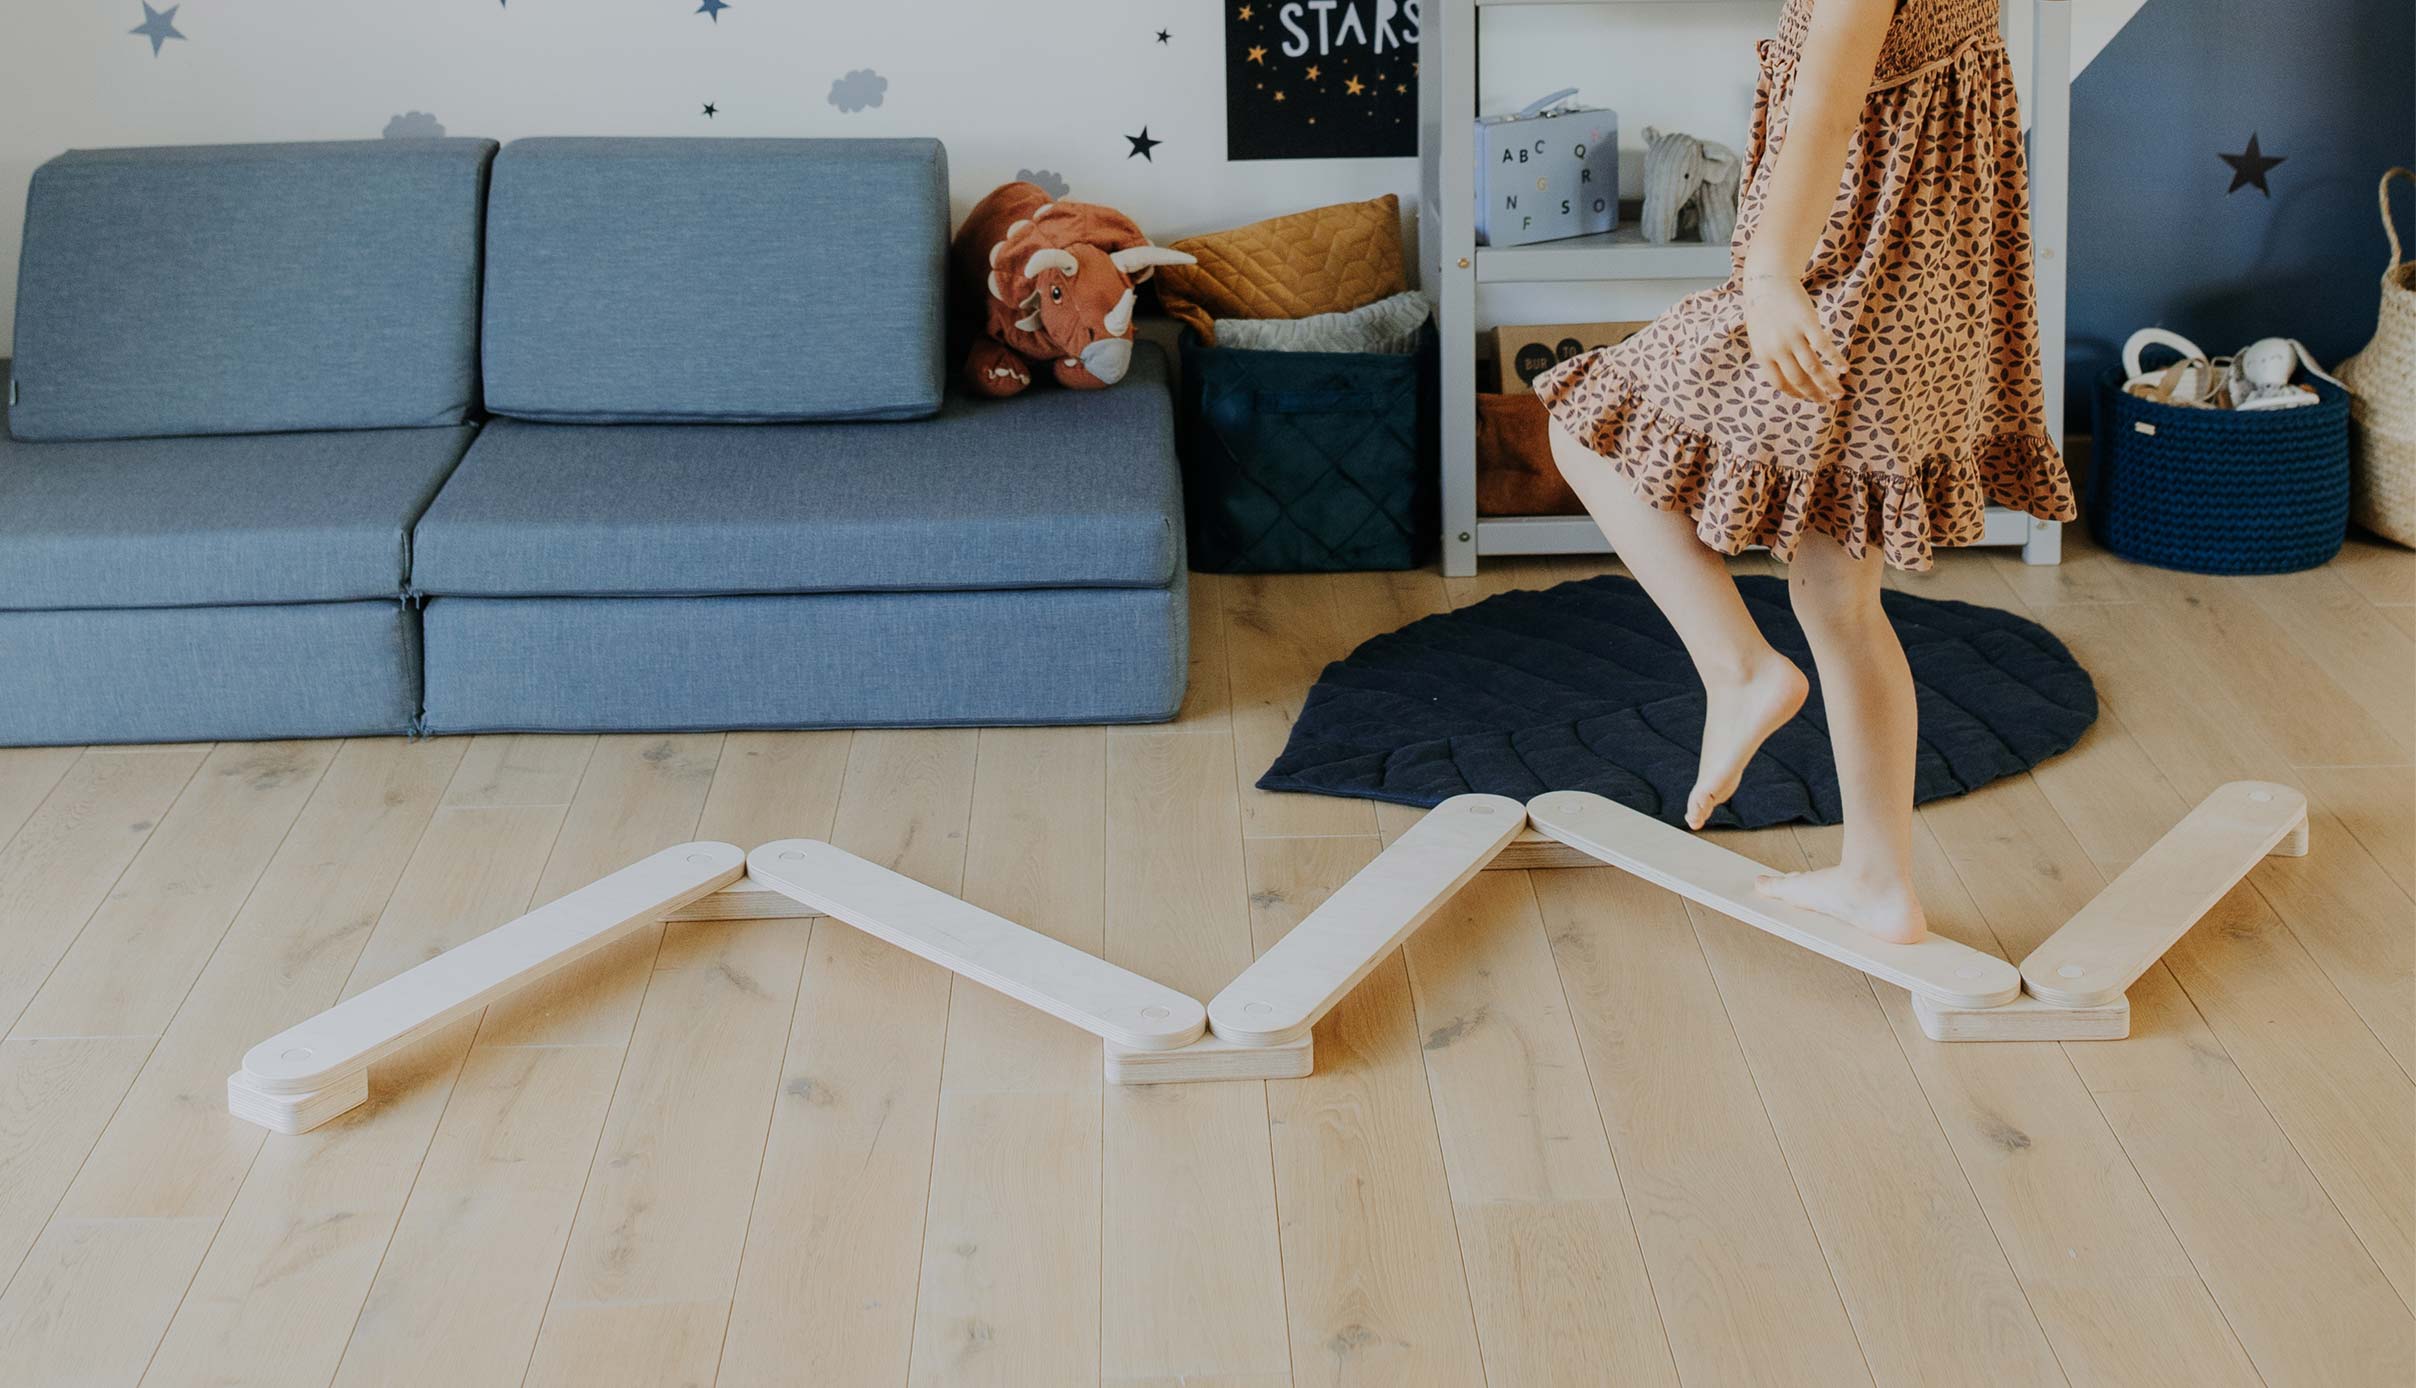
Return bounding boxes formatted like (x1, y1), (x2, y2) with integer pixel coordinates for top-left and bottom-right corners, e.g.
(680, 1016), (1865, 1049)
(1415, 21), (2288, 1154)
(1155, 195), (1408, 342)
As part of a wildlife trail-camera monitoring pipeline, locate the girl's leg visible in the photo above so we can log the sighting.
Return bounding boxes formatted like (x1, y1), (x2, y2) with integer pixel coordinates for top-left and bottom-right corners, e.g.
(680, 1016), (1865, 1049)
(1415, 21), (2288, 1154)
(1754, 529), (1927, 943)
(1549, 420), (1808, 829)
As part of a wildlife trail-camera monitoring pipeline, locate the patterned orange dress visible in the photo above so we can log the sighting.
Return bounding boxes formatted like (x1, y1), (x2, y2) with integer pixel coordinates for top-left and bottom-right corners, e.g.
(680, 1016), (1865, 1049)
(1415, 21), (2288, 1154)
(1534, 0), (2077, 571)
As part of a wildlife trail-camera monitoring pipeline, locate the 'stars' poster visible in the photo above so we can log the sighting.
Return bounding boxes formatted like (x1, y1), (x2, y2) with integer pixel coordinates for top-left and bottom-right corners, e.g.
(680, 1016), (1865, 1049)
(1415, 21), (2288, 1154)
(1226, 2), (1422, 161)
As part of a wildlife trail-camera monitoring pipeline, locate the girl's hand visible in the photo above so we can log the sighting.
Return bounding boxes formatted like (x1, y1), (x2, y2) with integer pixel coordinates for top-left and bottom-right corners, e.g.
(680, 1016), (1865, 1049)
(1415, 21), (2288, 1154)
(1741, 273), (1849, 404)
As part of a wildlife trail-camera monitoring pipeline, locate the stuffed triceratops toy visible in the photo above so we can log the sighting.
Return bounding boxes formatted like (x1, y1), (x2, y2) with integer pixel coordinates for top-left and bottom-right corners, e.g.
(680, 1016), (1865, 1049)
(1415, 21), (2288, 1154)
(950, 181), (1195, 397)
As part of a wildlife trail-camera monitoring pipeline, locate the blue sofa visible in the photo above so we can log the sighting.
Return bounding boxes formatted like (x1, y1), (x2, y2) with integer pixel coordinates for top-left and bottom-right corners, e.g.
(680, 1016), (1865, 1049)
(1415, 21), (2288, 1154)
(1, 137), (1188, 744)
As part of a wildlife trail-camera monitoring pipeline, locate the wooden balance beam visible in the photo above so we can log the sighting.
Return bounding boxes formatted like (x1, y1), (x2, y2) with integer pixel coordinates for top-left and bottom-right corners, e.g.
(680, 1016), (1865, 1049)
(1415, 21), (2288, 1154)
(228, 842), (749, 1133)
(1526, 780), (2309, 1040)
(225, 781), (2309, 1135)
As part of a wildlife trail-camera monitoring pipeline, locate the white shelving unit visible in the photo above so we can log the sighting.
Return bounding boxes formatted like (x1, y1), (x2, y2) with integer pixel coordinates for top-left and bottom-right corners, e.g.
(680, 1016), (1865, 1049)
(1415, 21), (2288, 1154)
(1420, 0), (2071, 576)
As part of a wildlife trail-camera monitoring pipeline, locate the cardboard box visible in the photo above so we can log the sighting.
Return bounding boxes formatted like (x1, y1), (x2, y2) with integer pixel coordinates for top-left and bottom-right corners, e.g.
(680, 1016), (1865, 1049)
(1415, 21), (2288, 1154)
(1490, 321), (1648, 394)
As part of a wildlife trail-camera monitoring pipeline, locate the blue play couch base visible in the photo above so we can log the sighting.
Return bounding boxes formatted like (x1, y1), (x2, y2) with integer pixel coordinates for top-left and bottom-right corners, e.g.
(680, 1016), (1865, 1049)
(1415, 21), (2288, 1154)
(0, 137), (1188, 746)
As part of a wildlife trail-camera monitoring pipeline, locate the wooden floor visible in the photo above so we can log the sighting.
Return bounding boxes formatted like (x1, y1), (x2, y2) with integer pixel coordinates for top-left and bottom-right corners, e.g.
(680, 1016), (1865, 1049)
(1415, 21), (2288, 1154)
(0, 532), (2409, 1387)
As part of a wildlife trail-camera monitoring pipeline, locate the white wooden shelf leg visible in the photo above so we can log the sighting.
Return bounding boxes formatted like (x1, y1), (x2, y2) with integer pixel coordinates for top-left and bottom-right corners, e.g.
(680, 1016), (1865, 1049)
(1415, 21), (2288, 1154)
(748, 839), (1207, 1051)
(1208, 794), (1524, 1046)
(227, 841), (749, 1132)
(2018, 781), (2308, 1009)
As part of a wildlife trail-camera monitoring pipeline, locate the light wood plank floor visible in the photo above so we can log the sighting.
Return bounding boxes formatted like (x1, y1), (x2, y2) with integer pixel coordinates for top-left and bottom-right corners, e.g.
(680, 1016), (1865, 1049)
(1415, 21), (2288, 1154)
(0, 533), (2409, 1387)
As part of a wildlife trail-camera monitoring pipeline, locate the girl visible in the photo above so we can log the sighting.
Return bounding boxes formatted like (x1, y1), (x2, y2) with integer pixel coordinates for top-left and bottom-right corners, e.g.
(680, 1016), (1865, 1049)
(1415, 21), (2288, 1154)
(1533, 0), (2076, 944)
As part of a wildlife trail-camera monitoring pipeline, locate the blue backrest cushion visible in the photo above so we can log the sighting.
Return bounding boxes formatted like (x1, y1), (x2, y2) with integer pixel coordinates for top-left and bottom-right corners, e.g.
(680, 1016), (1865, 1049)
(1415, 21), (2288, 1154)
(8, 139), (496, 442)
(481, 137), (948, 424)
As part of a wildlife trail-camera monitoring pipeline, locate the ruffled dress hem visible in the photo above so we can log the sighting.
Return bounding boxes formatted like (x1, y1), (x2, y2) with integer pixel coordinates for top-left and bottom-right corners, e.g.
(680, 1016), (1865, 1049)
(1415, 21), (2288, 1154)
(1536, 365), (2078, 573)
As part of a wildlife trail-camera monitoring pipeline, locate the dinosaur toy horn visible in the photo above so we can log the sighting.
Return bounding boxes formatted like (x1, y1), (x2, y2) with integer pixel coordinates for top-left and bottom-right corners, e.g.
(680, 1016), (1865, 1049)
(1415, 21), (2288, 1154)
(1022, 248), (1079, 278)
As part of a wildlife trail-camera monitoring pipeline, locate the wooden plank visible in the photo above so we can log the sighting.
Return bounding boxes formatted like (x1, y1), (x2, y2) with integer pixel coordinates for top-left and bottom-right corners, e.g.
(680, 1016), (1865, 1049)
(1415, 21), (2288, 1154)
(2329, 534), (2416, 607)
(2040, 605), (2413, 1070)
(1209, 793), (1524, 1045)
(1925, 774), (2416, 1385)
(0, 747), (83, 855)
(471, 733), (727, 1049)
(2019, 780), (2307, 1008)
(1526, 790), (2022, 1007)
(440, 734), (596, 808)
(718, 729), (973, 1388)
(1806, 815), (2262, 1387)
(909, 725), (1107, 1388)
(2299, 765), (2415, 899)
(1223, 572), (1379, 837)
(521, 916), (807, 1388)
(0, 747), (203, 1039)
(1168, 569), (1235, 732)
(1106, 1032), (1313, 1084)
(1250, 834), (1488, 1388)
(2131, 568), (2410, 766)
(0, 1215), (223, 1387)
(1534, 864), (1878, 1387)
(233, 841), (747, 1102)
(1403, 868), (1678, 1386)
(1674, 827), (2063, 1386)
(137, 798), (571, 1388)
(751, 837), (1204, 1051)
(1099, 730), (1291, 1386)
(318, 734), (734, 1388)
(9, 741), (334, 1040)
(0, 1037), (154, 1285)
(2234, 567), (2416, 762)
(321, 1042), (618, 1388)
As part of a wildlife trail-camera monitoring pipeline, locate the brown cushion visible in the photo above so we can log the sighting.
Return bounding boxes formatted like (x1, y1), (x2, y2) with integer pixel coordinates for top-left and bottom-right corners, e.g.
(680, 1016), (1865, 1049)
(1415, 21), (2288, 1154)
(1476, 392), (1584, 516)
(1155, 195), (1407, 342)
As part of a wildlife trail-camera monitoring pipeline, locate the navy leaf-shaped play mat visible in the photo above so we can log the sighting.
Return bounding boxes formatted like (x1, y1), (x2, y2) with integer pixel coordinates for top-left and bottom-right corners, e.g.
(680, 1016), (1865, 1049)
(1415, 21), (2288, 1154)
(1257, 574), (2097, 828)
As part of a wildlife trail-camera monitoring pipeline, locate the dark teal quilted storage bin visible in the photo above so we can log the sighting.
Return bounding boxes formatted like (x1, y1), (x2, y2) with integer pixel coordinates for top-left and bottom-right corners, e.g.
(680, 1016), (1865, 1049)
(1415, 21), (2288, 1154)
(1176, 325), (1437, 572)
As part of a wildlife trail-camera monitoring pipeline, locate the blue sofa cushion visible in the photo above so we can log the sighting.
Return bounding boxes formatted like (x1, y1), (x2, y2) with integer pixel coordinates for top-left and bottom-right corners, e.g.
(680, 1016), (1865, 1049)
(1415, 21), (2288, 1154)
(0, 601), (420, 745)
(8, 139), (495, 442)
(481, 137), (948, 424)
(412, 346), (1179, 598)
(419, 584), (1186, 733)
(0, 367), (472, 610)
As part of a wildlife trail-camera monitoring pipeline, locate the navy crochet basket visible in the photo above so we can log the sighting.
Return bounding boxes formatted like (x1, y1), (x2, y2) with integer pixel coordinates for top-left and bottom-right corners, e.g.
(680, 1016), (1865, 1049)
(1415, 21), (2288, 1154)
(1177, 325), (1438, 573)
(2089, 367), (2351, 574)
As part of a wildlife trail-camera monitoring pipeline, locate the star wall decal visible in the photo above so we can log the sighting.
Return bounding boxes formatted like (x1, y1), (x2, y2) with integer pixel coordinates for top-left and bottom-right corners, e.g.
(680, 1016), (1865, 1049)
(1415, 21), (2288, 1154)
(2220, 133), (2285, 197)
(701, 101), (718, 118)
(1156, 29), (1171, 45)
(1125, 127), (1162, 161)
(697, 0), (730, 19)
(130, 2), (183, 56)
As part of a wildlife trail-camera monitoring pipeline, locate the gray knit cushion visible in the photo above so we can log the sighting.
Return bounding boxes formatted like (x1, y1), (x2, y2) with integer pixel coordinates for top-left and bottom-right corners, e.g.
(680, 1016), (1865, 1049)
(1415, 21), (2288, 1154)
(1211, 290), (1431, 355)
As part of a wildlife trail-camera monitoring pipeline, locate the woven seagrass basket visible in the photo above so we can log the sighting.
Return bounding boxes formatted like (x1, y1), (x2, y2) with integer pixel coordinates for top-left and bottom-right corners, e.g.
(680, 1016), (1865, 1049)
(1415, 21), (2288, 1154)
(2338, 168), (2416, 547)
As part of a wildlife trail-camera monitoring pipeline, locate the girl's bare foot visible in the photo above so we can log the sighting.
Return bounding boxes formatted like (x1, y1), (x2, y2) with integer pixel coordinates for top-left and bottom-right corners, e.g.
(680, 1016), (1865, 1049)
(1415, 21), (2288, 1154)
(1753, 866), (1928, 944)
(1687, 658), (1810, 829)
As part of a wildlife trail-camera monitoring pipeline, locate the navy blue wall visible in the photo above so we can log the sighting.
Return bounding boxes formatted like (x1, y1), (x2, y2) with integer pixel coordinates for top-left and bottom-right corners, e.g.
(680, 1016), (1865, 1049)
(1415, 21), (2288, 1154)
(2069, 0), (2414, 431)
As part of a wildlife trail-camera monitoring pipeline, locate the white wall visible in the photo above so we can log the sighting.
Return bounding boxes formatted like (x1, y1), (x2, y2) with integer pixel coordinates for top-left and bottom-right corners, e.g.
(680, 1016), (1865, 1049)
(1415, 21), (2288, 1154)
(0, 0), (1799, 354)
